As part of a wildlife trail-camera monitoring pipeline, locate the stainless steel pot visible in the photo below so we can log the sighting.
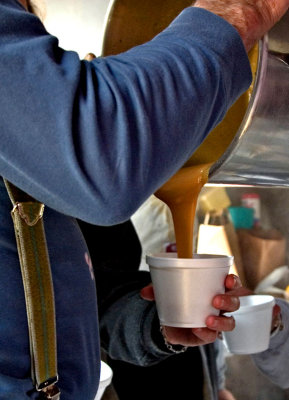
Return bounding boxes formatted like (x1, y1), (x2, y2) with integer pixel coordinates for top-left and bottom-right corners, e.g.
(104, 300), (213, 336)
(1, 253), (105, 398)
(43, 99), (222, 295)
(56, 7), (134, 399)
(210, 15), (289, 188)
(102, 1), (289, 187)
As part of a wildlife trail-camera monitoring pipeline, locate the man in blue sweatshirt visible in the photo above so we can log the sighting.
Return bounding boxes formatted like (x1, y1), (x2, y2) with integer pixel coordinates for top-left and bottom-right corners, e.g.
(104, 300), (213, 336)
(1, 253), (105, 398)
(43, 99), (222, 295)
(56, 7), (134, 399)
(0, 0), (288, 398)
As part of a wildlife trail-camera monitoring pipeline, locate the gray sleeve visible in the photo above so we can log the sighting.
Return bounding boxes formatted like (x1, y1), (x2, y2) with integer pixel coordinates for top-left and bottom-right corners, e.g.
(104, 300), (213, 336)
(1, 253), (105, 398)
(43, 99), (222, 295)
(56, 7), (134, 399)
(251, 299), (289, 389)
(99, 290), (173, 366)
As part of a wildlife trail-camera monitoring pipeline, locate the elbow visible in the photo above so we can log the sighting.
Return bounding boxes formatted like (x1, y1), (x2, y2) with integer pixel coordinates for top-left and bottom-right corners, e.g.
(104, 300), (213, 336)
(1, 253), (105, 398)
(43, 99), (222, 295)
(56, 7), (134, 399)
(74, 188), (145, 226)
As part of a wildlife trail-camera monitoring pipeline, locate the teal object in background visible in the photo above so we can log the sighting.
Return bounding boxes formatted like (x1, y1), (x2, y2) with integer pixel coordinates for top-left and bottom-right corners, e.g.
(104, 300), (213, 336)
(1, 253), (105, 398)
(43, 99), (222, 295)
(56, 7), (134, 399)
(228, 206), (254, 229)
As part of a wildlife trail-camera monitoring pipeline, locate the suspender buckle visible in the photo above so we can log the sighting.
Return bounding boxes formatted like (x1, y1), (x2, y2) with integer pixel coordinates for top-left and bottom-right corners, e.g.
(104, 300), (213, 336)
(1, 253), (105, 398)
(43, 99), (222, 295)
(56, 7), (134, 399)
(37, 377), (60, 400)
(39, 384), (61, 400)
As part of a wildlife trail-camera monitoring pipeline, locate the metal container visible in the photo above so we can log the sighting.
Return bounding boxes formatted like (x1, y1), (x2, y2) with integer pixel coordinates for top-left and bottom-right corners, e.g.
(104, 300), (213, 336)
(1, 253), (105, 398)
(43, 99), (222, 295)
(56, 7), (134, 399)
(102, 1), (289, 187)
(210, 32), (289, 187)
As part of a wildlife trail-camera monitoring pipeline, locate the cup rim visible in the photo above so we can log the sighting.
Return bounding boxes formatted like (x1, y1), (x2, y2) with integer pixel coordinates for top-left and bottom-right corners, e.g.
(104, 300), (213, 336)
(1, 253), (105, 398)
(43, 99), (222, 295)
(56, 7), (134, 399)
(226, 295), (275, 315)
(146, 252), (233, 269)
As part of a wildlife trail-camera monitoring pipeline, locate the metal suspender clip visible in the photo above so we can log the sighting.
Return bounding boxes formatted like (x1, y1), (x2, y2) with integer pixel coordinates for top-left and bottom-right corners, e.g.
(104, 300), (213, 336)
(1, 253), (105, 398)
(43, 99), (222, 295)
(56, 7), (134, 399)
(37, 376), (59, 391)
(39, 383), (61, 400)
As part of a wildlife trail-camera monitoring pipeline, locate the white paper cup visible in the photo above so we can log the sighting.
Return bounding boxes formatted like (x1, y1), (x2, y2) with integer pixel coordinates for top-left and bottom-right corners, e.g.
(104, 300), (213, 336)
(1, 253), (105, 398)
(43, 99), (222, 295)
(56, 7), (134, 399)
(94, 361), (113, 400)
(146, 253), (233, 327)
(223, 295), (275, 354)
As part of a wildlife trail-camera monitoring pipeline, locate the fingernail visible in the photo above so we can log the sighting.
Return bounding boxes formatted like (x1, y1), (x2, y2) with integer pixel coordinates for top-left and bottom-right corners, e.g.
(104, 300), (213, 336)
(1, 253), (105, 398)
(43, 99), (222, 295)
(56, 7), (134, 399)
(214, 297), (224, 308)
(232, 296), (240, 308)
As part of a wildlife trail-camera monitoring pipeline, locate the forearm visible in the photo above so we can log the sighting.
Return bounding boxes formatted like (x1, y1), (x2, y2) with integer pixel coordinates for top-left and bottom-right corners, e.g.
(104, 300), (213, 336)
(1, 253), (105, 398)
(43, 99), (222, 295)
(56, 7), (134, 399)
(0, 4), (250, 224)
(99, 291), (173, 366)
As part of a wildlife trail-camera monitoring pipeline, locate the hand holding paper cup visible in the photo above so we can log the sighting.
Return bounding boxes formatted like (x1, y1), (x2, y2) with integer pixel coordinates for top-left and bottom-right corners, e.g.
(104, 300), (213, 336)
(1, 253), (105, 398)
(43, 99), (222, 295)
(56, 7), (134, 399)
(223, 295), (275, 354)
(146, 253), (233, 328)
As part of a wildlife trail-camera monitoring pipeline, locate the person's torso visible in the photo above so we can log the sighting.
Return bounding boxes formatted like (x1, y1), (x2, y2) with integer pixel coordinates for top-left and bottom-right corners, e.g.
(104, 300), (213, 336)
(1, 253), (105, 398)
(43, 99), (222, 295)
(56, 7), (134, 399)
(0, 178), (100, 399)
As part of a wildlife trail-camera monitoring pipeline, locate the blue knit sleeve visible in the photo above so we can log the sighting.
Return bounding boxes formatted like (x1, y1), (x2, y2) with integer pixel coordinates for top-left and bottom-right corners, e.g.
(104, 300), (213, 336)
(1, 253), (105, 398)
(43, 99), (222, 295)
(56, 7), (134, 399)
(0, 2), (251, 224)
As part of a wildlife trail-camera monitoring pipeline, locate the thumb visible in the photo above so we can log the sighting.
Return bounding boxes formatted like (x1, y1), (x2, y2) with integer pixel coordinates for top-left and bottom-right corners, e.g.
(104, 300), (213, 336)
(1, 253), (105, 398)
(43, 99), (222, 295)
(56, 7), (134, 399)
(140, 283), (155, 301)
(271, 304), (282, 331)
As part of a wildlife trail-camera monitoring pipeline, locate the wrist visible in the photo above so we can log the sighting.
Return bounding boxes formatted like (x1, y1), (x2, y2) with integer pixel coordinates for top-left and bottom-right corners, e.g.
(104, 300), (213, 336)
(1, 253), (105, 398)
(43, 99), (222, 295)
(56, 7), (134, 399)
(159, 325), (188, 354)
(193, 1), (258, 52)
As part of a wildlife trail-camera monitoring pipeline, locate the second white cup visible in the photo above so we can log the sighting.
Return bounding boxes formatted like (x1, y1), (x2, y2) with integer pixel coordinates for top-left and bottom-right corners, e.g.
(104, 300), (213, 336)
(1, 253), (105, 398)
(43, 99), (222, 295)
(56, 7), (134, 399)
(146, 253), (233, 328)
(223, 295), (275, 354)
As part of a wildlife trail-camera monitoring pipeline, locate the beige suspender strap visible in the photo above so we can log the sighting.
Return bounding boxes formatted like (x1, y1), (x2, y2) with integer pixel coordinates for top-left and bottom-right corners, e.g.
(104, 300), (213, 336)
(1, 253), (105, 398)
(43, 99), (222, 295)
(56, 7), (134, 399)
(4, 180), (60, 399)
